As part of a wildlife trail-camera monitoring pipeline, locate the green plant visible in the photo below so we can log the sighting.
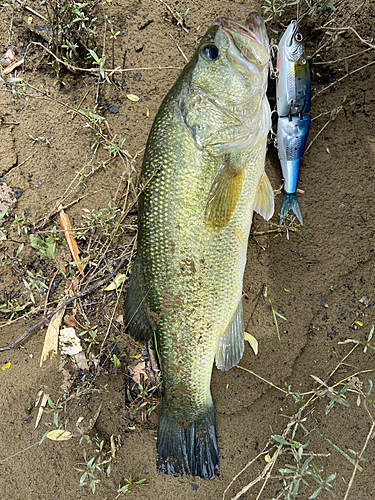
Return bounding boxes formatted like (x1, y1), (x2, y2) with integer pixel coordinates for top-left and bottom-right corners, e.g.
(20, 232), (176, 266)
(0, 207), (9, 241)
(265, 287), (287, 340)
(115, 464), (147, 498)
(11, 212), (32, 236)
(0, 67), (27, 103)
(0, 298), (31, 320)
(29, 227), (60, 260)
(79, 325), (100, 354)
(339, 325), (375, 353)
(262, 0), (299, 22)
(39, 0), (98, 80)
(87, 48), (110, 83)
(103, 134), (131, 159)
(75, 439), (105, 494)
(131, 381), (161, 420)
(225, 336), (375, 500)
(22, 270), (49, 304)
(29, 134), (52, 146)
(261, 0), (337, 23)
(80, 202), (120, 238)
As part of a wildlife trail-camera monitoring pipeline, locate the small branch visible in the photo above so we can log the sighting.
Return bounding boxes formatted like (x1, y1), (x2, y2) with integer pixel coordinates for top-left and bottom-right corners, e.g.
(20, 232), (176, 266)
(23, 3), (48, 22)
(312, 47), (372, 65)
(236, 365), (288, 394)
(169, 34), (188, 62)
(3, 57), (24, 75)
(26, 42), (180, 75)
(317, 25), (375, 50)
(0, 255), (129, 351)
(313, 59), (375, 98)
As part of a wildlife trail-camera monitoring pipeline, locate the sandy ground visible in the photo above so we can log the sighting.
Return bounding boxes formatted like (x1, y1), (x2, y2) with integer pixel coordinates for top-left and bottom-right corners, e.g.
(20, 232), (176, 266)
(0, 0), (375, 499)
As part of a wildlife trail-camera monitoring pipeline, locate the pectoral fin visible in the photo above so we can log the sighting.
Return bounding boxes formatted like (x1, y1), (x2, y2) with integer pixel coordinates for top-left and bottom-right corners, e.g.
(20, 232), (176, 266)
(215, 299), (244, 371)
(205, 157), (244, 232)
(253, 172), (274, 221)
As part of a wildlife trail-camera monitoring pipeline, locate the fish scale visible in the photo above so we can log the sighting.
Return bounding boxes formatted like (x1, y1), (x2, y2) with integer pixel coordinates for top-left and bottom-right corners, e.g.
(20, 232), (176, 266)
(124, 12), (273, 479)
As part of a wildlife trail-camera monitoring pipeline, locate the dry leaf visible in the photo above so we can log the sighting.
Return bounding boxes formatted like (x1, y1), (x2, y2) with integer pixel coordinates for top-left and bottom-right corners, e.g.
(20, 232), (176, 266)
(65, 276), (79, 294)
(2, 361), (11, 370)
(59, 327), (88, 370)
(71, 351), (89, 371)
(244, 331), (258, 356)
(64, 314), (84, 329)
(103, 273), (127, 291)
(1, 46), (15, 65)
(116, 314), (124, 325)
(40, 305), (66, 367)
(126, 94), (140, 102)
(56, 205), (84, 277)
(47, 429), (73, 441)
(3, 57), (24, 75)
(35, 392), (49, 429)
(129, 361), (148, 384)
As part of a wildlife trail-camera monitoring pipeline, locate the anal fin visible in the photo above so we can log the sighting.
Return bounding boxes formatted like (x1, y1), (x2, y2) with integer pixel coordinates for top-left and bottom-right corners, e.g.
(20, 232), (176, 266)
(215, 299), (244, 371)
(123, 257), (155, 342)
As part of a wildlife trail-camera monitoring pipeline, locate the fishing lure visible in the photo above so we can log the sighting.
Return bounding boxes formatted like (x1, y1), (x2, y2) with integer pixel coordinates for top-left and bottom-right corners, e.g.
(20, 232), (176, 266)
(276, 20), (311, 225)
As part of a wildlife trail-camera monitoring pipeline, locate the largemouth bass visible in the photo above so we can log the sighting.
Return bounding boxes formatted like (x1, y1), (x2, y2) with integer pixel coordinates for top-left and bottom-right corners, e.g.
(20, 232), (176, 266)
(124, 12), (273, 479)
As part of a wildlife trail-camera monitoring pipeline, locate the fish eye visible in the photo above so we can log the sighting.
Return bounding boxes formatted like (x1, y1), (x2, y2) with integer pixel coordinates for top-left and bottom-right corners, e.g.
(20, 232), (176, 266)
(295, 32), (303, 42)
(201, 44), (219, 61)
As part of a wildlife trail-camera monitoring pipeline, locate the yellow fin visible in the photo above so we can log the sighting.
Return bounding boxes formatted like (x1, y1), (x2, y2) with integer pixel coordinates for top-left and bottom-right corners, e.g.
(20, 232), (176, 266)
(253, 172), (274, 221)
(205, 157), (244, 232)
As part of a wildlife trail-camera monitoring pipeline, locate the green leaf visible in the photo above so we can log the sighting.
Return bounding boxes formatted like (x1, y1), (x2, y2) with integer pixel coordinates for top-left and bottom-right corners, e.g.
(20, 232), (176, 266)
(311, 375), (327, 387)
(309, 486), (322, 499)
(326, 473), (337, 483)
(0, 207), (9, 221)
(271, 434), (290, 445)
(113, 354), (121, 369)
(87, 48), (99, 62)
(316, 431), (362, 471)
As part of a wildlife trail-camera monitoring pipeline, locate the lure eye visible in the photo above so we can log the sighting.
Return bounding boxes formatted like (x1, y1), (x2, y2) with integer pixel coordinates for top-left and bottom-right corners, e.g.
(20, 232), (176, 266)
(295, 32), (303, 43)
(201, 44), (219, 61)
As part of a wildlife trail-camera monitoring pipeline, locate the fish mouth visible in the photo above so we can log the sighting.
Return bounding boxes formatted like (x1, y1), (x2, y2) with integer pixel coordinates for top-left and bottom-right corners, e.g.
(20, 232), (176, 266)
(214, 13), (269, 51)
(213, 14), (269, 73)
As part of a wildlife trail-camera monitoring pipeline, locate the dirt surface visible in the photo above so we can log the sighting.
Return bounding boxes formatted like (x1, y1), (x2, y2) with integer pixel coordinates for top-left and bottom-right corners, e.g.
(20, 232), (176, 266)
(1, 1), (375, 499)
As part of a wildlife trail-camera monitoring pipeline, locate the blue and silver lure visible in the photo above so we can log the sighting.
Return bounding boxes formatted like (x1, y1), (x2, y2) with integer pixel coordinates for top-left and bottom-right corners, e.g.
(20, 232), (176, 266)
(276, 20), (311, 225)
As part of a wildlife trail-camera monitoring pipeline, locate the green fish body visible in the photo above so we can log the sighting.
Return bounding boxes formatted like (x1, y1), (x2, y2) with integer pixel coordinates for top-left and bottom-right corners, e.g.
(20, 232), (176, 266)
(124, 12), (274, 479)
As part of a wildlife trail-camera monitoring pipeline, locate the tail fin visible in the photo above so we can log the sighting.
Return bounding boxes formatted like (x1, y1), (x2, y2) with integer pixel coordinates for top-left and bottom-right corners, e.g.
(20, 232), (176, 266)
(157, 399), (219, 479)
(279, 193), (303, 226)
